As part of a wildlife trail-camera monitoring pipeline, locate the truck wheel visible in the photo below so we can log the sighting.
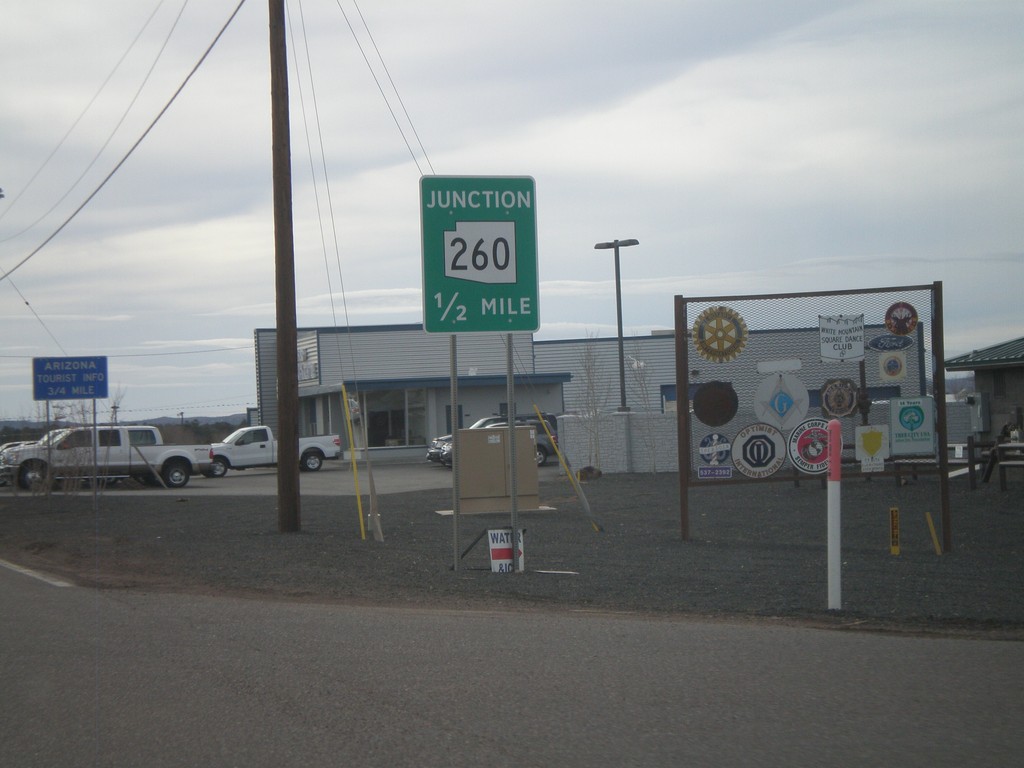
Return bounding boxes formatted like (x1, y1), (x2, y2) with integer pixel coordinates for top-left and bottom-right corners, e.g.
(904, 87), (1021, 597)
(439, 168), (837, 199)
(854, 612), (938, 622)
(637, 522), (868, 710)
(535, 445), (549, 467)
(161, 460), (191, 489)
(203, 457), (228, 478)
(18, 461), (50, 491)
(300, 450), (324, 472)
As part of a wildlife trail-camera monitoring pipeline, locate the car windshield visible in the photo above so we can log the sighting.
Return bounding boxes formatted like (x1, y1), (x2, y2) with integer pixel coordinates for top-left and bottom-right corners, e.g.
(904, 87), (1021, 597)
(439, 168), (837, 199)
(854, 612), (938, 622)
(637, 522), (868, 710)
(222, 428), (250, 443)
(37, 429), (72, 447)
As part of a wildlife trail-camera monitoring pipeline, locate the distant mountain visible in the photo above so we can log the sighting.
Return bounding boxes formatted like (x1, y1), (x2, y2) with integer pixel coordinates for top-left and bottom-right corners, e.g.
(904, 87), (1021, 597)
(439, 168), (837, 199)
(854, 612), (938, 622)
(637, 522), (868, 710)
(143, 414), (249, 427)
(1, 414), (248, 431)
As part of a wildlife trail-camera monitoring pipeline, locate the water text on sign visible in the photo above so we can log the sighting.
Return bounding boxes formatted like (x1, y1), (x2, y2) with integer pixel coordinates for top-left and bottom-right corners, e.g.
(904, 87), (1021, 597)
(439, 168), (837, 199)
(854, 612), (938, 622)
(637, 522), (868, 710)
(488, 529), (523, 573)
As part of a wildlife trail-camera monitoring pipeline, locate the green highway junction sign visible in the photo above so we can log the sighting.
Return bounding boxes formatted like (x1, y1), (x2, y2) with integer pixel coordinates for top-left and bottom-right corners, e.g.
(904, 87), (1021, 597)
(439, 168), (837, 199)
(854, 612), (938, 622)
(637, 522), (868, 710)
(420, 176), (539, 333)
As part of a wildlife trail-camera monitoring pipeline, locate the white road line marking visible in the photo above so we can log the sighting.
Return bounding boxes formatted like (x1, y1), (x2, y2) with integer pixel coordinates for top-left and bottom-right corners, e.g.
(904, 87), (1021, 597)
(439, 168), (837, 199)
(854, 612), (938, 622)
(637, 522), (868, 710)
(0, 558), (74, 587)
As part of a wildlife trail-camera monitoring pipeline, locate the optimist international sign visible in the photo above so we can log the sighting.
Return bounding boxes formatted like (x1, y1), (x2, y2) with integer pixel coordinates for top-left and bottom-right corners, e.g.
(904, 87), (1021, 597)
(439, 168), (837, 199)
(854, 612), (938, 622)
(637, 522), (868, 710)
(421, 176), (538, 333)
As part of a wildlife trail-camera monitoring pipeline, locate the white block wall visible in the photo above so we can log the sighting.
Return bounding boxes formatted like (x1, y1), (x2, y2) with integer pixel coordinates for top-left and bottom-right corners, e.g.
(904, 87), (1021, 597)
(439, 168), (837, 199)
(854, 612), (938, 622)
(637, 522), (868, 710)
(557, 412), (679, 474)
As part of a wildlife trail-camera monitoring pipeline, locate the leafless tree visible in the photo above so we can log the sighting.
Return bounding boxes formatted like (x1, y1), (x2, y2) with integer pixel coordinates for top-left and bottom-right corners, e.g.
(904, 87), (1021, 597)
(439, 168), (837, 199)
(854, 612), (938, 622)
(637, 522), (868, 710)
(574, 332), (611, 469)
(627, 341), (659, 472)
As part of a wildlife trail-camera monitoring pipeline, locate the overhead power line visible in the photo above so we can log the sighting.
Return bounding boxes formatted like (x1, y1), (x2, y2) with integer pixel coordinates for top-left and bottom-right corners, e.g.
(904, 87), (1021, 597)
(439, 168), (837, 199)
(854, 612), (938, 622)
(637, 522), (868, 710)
(0, 0), (247, 288)
(333, 0), (434, 175)
(0, 0), (171, 239)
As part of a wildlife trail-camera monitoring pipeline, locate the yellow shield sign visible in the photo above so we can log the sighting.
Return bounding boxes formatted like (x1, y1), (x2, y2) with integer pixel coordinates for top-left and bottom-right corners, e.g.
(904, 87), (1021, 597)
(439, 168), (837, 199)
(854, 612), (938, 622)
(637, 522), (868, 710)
(855, 426), (889, 460)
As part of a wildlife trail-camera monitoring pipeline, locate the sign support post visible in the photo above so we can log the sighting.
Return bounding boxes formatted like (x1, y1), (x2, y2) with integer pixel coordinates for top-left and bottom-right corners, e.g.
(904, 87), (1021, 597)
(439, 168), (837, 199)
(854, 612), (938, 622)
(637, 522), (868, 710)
(827, 419), (842, 610)
(506, 334), (520, 570)
(32, 356), (109, 507)
(450, 335), (461, 571)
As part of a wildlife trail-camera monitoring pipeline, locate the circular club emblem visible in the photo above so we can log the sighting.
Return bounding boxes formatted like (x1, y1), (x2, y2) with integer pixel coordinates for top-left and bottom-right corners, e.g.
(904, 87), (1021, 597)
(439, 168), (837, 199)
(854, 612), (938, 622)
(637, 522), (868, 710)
(754, 373), (809, 431)
(698, 433), (732, 465)
(898, 404), (925, 432)
(732, 423), (786, 479)
(692, 305), (748, 363)
(885, 302), (918, 336)
(880, 351), (905, 379)
(692, 381), (739, 427)
(788, 418), (831, 474)
(821, 378), (858, 418)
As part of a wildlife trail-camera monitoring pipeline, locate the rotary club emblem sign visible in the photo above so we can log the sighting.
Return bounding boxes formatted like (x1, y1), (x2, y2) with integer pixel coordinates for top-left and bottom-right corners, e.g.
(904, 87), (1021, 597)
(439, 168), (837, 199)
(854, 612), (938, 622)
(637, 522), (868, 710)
(692, 305), (748, 363)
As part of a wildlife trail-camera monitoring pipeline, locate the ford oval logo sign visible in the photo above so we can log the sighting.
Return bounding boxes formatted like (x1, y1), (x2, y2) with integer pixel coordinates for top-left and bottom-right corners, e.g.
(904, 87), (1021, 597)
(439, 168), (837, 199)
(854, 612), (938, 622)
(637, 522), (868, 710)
(867, 334), (915, 351)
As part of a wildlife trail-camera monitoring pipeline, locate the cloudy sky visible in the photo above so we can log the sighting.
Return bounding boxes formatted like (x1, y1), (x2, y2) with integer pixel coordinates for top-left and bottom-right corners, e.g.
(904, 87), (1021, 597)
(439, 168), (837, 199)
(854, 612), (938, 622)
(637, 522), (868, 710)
(1, 0), (1021, 422)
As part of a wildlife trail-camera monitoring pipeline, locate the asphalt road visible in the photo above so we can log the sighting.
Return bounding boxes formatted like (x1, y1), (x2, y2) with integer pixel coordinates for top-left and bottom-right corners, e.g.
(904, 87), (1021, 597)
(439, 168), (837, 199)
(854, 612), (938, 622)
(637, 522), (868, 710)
(2, 564), (1022, 768)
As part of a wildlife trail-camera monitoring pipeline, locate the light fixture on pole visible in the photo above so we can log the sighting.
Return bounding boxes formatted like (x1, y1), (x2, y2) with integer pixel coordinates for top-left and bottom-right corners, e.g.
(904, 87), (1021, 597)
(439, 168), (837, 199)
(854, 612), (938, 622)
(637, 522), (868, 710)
(594, 238), (639, 411)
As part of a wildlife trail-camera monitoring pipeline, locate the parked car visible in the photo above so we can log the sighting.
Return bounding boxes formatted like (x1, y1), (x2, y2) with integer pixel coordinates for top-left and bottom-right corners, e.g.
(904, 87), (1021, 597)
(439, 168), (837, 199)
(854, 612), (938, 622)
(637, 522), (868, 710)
(208, 426), (340, 477)
(426, 434), (451, 463)
(427, 414), (558, 466)
(0, 442), (32, 486)
(346, 397), (361, 423)
(438, 439), (454, 467)
(0, 426), (211, 490)
(438, 419), (556, 468)
(426, 417), (502, 464)
(497, 420), (557, 466)
(466, 414), (558, 433)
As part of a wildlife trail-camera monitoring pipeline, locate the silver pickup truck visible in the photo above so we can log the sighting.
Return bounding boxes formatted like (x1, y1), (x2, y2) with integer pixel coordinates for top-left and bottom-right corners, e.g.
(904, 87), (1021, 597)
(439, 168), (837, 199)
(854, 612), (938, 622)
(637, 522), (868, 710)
(0, 425), (212, 490)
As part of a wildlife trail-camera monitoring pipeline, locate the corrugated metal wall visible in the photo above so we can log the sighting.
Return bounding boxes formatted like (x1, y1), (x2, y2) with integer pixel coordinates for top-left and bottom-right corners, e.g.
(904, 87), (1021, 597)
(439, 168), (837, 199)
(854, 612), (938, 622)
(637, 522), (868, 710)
(256, 325), (538, 435)
(255, 329), (277, 430)
(315, 326), (535, 385)
(534, 334), (677, 414)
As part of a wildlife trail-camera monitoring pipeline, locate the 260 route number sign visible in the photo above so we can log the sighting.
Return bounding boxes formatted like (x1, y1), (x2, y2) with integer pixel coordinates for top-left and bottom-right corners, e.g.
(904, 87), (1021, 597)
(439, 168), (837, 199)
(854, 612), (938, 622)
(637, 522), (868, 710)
(421, 176), (539, 333)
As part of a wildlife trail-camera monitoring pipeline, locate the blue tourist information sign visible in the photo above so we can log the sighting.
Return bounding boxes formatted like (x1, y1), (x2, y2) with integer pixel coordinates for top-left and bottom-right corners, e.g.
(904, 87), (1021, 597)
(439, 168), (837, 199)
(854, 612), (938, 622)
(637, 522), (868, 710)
(33, 356), (109, 400)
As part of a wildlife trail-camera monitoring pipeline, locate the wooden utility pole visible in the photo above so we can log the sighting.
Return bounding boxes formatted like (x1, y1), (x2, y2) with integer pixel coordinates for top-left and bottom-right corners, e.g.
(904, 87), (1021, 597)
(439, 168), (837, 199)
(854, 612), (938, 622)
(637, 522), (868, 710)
(269, 0), (300, 532)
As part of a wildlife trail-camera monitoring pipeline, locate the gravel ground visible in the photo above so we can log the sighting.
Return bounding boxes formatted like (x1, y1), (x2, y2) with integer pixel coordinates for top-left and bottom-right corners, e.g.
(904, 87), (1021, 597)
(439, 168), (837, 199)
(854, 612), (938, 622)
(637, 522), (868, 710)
(1, 469), (1022, 637)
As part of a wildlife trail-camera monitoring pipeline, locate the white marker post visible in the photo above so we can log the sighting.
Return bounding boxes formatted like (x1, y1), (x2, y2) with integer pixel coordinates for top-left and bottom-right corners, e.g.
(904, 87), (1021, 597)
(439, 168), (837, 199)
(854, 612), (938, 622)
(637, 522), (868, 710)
(827, 419), (842, 610)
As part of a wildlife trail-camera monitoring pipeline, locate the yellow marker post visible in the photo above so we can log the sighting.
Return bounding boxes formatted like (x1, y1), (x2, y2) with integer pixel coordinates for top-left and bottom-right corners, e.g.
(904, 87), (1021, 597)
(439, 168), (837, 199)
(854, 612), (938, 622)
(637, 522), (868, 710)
(341, 383), (366, 540)
(925, 511), (943, 556)
(889, 507), (900, 555)
(532, 404), (603, 532)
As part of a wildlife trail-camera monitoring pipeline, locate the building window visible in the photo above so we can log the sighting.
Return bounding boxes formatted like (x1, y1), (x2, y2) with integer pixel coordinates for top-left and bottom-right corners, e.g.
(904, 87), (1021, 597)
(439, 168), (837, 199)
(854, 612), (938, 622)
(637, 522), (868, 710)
(993, 370), (1006, 398)
(364, 388), (427, 447)
(129, 429), (157, 446)
(98, 429), (121, 447)
(306, 398), (318, 435)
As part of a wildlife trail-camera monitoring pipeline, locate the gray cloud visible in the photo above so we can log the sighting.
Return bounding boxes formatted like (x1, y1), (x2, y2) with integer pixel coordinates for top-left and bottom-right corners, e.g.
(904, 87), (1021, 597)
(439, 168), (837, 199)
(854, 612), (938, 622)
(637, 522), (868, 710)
(1, 0), (1021, 419)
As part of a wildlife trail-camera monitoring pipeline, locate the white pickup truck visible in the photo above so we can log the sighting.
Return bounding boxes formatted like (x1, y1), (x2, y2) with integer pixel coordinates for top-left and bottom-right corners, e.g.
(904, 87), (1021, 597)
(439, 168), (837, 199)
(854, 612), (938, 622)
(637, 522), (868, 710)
(207, 426), (340, 477)
(0, 425), (212, 490)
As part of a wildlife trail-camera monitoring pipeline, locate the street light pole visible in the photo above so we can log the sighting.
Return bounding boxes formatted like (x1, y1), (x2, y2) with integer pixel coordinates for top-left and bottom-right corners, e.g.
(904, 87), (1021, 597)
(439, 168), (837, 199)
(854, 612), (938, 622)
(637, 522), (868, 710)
(594, 238), (639, 412)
